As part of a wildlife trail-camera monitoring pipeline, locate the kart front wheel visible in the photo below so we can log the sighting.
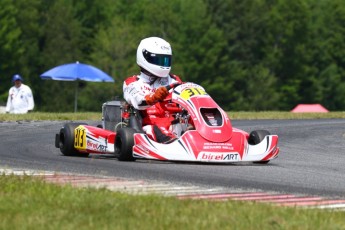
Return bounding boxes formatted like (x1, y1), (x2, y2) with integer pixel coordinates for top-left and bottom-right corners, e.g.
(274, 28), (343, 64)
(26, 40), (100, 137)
(57, 123), (89, 157)
(114, 128), (136, 161)
(249, 130), (270, 164)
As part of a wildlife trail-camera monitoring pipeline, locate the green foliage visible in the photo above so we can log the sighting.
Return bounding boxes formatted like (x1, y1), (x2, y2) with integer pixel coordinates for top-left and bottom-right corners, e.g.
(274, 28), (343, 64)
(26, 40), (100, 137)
(90, 17), (138, 98)
(0, 0), (23, 102)
(1, 0), (345, 111)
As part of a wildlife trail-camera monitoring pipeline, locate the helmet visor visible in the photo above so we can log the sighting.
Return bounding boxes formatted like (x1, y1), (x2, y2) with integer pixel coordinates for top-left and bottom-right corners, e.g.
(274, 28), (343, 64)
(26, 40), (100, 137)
(143, 50), (171, 67)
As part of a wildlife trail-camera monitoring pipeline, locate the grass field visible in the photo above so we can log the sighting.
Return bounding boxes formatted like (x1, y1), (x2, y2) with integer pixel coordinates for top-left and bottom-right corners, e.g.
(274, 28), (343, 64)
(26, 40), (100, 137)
(1, 111), (345, 121)
(1, 175), (344, 230)
(1, 112), (345, 229)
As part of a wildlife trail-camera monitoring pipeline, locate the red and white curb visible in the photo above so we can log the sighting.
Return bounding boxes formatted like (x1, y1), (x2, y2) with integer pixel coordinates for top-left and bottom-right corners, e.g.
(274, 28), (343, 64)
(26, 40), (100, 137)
(1, 168), (345, 211)
(177, 193), (345, 210)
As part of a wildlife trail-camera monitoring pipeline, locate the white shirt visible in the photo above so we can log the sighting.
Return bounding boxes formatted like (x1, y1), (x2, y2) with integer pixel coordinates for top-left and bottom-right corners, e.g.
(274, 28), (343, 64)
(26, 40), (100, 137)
(6, 83), (35, 114)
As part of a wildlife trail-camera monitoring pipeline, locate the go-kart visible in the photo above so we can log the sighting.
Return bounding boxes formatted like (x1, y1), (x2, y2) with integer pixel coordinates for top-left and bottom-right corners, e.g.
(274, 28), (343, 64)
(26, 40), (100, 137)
(55, 82), (279, 164)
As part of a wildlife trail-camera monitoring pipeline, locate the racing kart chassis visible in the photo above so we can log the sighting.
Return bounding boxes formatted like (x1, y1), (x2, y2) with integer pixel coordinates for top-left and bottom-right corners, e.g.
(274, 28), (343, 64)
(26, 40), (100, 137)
(55, 83), (279, 164)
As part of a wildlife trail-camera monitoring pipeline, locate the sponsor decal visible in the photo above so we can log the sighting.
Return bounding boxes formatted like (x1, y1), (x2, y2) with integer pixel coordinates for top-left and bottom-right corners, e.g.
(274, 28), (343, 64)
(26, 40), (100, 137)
(203, 143), (234, 150)
(141, 85), (154, 92)
(198, 152), (240, 161)
(161, 45), (170, 51)
(127, 87), (139, 96)
(98, 144), (107, 151)
(74, 126), (86, 150)
(212, 129), (221, 133)
(87, 140), (107, 152)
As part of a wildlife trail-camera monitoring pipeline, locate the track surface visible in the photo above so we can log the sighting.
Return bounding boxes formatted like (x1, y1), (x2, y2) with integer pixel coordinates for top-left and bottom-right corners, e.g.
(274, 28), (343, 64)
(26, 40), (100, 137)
(1, 119), (345, 198)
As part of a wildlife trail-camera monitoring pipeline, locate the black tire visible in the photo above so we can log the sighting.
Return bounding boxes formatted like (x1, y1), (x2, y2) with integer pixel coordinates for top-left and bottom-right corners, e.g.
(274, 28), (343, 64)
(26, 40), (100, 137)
(114, 128), (136, 161)
(58, 123), (89, 157)
(248, 130), (270, 145)
(248, 130), (270, 164)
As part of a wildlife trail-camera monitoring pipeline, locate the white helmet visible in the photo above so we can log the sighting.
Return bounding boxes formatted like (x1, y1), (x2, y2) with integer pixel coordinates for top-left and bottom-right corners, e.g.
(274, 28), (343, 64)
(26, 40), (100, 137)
(137, 37), (172, 78)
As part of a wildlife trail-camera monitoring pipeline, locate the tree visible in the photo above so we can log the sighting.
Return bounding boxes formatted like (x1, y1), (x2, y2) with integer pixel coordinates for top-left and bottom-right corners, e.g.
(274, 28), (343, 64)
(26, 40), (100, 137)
(205, 0), (311, 110)
(0, 0), (23, 103)
(306, 0), (345, 110)
(260, 0), (312, 110)
(38, 0), (84, 112)
(90, 17), (138, 100)
(12, 0), (43, 108)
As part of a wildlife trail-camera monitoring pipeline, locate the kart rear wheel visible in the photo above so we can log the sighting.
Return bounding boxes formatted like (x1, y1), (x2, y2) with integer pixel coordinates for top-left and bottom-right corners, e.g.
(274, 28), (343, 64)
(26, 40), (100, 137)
(249, 130), (270, 164)
(58, 123), (89, 157)
(115, 128), (136, 161)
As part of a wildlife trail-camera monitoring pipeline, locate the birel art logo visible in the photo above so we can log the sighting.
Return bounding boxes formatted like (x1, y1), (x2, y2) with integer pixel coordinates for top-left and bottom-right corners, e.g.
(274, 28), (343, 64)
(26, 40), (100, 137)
(198, 152), (240, 161)
(87, 141), (107, 152)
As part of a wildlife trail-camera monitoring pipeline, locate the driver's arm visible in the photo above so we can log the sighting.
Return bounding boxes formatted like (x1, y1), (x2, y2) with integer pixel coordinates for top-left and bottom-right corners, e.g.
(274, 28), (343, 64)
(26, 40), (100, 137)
(123, 81), (150, 110)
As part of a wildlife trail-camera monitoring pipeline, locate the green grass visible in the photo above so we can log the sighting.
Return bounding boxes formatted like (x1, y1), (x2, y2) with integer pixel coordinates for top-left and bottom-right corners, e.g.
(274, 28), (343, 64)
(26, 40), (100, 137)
(228, 111), (345, 120)
(1, 111), (345, 121)
(0, 112), (102, 121)
(1, 175), (344, 230)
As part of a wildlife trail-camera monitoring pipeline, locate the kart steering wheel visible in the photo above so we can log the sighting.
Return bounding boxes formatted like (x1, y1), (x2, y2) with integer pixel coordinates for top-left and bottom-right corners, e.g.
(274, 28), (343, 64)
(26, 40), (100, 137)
(165, 82), (181, 91)
(163, 82), (182, 103)
(164, 82), (183, 112)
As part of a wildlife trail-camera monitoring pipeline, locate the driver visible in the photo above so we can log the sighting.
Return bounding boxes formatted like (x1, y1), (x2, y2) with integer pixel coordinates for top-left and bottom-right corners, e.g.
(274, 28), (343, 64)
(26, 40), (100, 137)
(123, 37), (183, 143)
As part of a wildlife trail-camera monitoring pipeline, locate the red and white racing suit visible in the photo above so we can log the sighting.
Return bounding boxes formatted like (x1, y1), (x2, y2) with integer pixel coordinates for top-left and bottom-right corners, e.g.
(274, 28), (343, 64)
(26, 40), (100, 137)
(123, 72), (183, 142)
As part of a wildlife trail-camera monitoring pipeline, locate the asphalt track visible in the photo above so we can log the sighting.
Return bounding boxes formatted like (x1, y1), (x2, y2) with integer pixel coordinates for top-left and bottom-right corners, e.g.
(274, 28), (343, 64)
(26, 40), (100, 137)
(1, 119), (345, 199)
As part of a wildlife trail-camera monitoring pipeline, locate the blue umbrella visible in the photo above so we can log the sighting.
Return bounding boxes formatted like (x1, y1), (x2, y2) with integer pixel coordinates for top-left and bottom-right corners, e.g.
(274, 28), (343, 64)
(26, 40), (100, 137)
(40, 61), (115, 112)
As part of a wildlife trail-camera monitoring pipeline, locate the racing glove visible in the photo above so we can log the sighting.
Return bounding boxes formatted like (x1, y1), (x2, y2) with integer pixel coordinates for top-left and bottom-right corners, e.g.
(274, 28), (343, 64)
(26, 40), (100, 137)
(145, 87), (169, 105)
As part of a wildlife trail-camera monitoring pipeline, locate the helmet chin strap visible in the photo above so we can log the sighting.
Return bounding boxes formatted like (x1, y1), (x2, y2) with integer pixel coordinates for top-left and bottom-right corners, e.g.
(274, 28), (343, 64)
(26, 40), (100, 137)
(140, 67), (159, 85)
